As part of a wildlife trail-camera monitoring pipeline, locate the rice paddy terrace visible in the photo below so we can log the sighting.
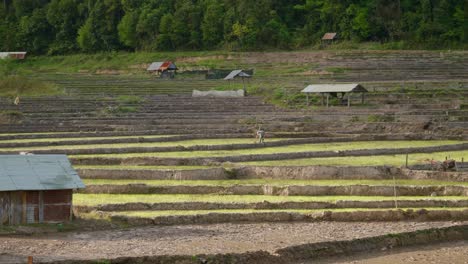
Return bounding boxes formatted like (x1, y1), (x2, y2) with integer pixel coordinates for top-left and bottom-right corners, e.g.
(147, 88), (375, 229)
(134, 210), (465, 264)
(1, 50), (467, 263)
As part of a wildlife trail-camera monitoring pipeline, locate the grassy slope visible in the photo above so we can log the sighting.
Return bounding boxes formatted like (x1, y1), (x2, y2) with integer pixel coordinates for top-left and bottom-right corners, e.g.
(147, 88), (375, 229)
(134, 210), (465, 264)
(244, 150), (468, 167)
(68, 141), (467, 159)
(109, 207), (468, 218)
(0, 134), (174, 144)
(0, 75), (61, 97)
(82, 179), (468, 187)
(74, 194), (468, 206)
(1, 138), (287, 151)
(76, 165), (214, 170)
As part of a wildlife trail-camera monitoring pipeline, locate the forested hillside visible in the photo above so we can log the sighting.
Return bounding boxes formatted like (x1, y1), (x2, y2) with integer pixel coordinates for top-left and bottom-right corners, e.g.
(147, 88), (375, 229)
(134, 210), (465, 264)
(0, 0), (466, 54)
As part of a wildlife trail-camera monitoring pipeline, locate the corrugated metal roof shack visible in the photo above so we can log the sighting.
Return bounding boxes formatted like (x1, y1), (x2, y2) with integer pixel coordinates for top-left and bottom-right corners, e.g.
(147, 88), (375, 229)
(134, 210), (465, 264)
(0, 155), (85, 225)
(147, 61), (178, 79)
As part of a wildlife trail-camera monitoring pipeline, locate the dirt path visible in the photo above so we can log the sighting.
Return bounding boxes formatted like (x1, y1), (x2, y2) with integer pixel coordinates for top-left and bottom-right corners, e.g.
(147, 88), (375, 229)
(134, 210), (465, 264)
(312, 240), (468, 264)
(0, 221), (465, 263)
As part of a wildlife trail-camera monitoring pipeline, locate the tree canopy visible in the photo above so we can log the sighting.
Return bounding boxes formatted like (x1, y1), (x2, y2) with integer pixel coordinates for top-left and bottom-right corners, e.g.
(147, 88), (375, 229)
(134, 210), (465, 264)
(0, 0), (466, 54)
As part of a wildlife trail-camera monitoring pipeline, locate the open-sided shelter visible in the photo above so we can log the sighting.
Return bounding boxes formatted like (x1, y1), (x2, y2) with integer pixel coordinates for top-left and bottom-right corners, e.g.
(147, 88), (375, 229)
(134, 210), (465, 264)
(0, 155), (85, 225)
(301, 83), (368, 107)
(147, 61), (178, 79)
(224, 70), (252, 94)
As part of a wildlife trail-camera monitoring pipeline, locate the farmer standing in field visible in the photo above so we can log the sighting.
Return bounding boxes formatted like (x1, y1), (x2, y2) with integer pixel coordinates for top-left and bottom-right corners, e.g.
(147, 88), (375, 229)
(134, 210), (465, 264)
(256, 128), (265, 144)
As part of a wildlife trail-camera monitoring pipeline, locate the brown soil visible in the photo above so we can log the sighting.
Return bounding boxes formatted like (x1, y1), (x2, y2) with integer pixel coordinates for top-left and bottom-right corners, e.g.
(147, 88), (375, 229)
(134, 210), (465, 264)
(0, 221), (465, 263)
(313, 240), (468, 264)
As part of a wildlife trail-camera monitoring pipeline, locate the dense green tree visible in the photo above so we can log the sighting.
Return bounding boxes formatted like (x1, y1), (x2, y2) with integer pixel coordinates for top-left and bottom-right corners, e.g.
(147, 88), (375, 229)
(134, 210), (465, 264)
(0, 0), (466, 54)
(156, 13), (174, 50)
(47, 0), (84, 54)
(201, 0), (224, 48)
(77, 0), (122, 52)
(118, 10), (139, 48)
(17, 8), (52, 53)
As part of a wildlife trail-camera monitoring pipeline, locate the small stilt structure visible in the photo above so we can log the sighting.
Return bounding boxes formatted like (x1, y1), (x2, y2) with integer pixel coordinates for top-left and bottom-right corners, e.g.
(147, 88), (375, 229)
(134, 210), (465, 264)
(301, 84), (368, 108)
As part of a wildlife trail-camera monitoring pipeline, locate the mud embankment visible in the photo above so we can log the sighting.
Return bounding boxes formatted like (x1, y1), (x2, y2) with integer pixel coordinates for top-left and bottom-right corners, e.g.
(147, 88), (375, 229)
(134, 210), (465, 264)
(78, 167), (229, 180)
(74, 200), (468, 213)
(104, 209), (468, 226)
(79, 184), (468, 196)
(77, 166), (468, 182)
(70, 143), (468, 166)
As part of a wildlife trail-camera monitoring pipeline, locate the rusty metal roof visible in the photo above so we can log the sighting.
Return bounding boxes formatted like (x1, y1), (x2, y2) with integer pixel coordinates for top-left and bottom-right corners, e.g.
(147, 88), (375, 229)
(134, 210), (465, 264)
(224, 70), (251, 80)
(0, 155), (85, 191)
(302, 84), (368, 93)
(147, 61), (177, 71)
(322, 33), (337, 40)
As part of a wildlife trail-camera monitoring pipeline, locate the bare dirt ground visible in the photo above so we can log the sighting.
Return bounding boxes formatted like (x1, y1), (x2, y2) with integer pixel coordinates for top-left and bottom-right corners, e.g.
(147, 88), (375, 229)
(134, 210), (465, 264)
(0, 221), (465, 263)
(313, 240), (468, 264)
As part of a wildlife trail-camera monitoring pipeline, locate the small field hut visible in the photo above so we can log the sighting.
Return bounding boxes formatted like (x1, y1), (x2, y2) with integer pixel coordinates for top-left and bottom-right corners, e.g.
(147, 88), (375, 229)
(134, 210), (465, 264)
(147, 61), (178, 79)
(321, 33), (337, 46)
(224, 70), (252, 95)
(0, 155), (85, 225)
(0, 52), (27, 60)
(301, 83), (368, 107)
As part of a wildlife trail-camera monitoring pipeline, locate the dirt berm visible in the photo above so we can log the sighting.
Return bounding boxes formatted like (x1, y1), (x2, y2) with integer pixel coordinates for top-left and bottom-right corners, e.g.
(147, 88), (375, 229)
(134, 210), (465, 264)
(78, 167), (229, 180)
(77, 166), (468, 182)
(79, 184), (468, 196)
(70, 143), (468, 166)
(74, 200), (468, 213)
(42, 224), (468, 264)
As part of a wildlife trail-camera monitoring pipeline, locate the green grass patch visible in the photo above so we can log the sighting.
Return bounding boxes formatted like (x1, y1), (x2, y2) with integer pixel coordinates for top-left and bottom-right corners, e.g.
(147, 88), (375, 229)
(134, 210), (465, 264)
(76, 165), (214, 171)
(82, 179), (468, 187)
(325, 67), (346, 74)
(0, 74), (62, 97)
(8, 51), (232, 74)
(116, 95), (144, 104)
(244, 150), (468, 167)
(73, 194), (468, 206)
(2, 138), (287, 151)
(108, 207), (468, 218)
(0, 134), (174, 144)
(69, 140), (467, 159)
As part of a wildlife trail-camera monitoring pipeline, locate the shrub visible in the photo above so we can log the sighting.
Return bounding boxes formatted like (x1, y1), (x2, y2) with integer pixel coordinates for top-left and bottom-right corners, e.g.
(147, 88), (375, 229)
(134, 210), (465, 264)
(117, 95), (143, 104)
(367, 114), (395, 122)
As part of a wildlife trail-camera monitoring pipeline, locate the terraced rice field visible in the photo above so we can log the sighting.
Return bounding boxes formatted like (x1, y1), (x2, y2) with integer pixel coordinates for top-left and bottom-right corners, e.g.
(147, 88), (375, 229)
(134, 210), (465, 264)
(2, 131), (466, 225)
(1, 50), (468, 263)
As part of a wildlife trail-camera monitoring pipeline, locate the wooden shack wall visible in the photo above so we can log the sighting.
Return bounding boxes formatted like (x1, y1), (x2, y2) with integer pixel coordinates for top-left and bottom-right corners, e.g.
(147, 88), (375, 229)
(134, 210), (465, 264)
(0, 190), (72, 225)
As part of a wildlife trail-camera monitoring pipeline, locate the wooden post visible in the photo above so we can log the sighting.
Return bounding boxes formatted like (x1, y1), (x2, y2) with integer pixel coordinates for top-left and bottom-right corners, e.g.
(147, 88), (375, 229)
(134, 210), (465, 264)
(306, 93), (309, 106)
(347, 94), (350, 107)
(326, 94), (329, 108)
(39, 191), (44, 223)
(321, 93), (324, 106)
(393, 175), (398, 209)
(28, 256), (33, 264)
(22, 192), (27, 224)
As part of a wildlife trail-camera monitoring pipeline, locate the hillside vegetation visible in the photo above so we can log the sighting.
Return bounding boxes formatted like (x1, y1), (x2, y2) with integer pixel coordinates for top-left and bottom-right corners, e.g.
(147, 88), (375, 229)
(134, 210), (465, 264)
(0, 0), (466, 55)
